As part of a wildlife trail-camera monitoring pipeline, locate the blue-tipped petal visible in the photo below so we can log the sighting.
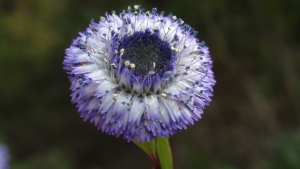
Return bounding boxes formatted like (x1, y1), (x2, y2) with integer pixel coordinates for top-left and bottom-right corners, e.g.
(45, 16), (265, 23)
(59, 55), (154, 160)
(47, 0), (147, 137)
(128, 96), (146, 125)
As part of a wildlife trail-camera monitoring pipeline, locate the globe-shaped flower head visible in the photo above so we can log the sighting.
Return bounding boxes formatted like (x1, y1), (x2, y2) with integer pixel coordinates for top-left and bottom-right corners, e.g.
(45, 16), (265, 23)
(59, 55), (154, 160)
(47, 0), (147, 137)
(63, 5), (216, 142)
(0, 144), (9, 169)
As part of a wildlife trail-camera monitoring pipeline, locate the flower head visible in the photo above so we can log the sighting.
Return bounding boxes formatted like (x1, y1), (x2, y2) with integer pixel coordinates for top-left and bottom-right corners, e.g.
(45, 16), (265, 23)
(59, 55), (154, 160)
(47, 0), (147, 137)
(0, 144), (9, 169)
(63, 5), (216, 142)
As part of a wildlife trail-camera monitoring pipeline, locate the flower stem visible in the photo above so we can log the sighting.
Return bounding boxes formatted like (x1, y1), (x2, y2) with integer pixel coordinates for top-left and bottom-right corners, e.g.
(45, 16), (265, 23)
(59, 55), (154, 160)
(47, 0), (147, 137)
(135, 138), (173, 169)
(156, 137), (173, 169)
(151, 154), (161, 169)
(135, 140), (160, 169)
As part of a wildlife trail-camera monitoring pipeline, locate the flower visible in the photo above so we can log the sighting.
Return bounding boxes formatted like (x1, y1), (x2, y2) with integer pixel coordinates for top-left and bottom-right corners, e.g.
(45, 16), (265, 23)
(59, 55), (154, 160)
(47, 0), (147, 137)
(0, 144), (9, 169)
(63, 5), (215, 142)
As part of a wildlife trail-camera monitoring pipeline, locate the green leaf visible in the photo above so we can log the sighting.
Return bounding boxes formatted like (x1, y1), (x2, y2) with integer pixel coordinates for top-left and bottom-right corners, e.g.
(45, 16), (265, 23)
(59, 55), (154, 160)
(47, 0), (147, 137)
(135, 140), (160, 169)
(156, 137), (173, 169)
(135, 140), (156, 159)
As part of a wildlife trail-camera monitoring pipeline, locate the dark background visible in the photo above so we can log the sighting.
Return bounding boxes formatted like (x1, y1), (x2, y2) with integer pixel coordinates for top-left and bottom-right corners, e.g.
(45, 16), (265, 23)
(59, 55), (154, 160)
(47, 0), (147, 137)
(0, 0), (300, 168)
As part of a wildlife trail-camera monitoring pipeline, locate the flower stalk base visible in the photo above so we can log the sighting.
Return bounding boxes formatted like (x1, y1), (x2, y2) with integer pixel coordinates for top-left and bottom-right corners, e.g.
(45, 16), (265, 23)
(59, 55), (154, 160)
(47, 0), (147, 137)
(135, 137), (172, 169)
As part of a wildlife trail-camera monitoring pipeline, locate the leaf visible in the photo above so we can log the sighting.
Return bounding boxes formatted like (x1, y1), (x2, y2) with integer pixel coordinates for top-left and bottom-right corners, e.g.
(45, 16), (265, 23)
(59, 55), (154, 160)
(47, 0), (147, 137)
(135, 140), (156, 159)
(156, 137), (173, 169)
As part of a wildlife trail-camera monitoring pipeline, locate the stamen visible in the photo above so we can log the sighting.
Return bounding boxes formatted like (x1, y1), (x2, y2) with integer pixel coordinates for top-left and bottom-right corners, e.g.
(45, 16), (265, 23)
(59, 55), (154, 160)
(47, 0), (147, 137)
(100, 16), (106, 22)
(161, 93), (167, 97)
(104, 58), (108, 63)
(149, 71), (155, 75)
(146, 11), (150, 16)
(130, 63), (135, 69)
(134, 5), (139, 10)
(111, 63), (117, 68)
(112, 10), (116, 17)
(120, 48), (125, 56)
(124, 60), (130, 66)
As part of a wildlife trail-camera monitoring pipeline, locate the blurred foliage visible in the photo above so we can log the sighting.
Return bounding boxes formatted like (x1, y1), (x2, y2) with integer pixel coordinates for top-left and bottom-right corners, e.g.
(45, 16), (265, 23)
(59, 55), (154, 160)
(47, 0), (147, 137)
(0, 0), (299, 168)
(272, 130), (300, 169)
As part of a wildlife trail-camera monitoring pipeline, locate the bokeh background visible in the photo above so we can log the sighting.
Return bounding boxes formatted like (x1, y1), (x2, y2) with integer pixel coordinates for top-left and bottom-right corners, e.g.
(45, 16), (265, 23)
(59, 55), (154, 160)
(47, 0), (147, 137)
(0, 0), (299, 168)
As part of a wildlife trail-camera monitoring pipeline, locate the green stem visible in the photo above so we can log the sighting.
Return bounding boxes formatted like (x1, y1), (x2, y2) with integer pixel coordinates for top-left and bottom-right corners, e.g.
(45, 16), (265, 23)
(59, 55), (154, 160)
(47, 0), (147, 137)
(156, 137), (173, 169)
(135, 140), (159, 169)
(135, 137), (172, 169)
(151, 153), (161, 169)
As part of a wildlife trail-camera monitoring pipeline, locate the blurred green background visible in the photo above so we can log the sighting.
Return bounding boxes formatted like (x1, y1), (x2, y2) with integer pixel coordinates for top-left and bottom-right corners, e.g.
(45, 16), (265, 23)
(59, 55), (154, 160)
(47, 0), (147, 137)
(0, 0), (299, 168)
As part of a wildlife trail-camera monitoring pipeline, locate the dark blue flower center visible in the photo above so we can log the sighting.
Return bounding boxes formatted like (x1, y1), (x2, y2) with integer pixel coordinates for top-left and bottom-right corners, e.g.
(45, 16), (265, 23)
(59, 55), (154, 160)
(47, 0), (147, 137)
(118, 29), (174, 77)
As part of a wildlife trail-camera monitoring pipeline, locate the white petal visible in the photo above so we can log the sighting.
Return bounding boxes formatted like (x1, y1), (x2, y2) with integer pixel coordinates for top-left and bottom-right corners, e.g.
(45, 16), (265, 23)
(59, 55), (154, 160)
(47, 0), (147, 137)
(157, 98), (171, 128)
(99, 91), (115, 114)
(72, 64), (99, 74)
(86, 69), (110, 81)
(178, 102), (194, 124)
(163, 99), (182, 122)
(144, 95), (159, 120)
(95, 81), (118, 97)
(85, 97), (99, 113)
(112, 91), (131, 118)
(128, 96), (146, 125)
